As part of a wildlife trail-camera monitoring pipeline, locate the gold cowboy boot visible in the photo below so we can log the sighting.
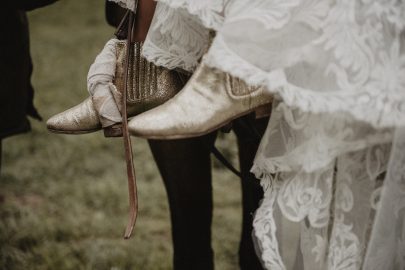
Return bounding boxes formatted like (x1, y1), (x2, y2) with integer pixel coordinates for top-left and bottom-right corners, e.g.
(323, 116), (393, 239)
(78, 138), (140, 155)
(128, 60), (273, 140)
(46, 41), (188, 136)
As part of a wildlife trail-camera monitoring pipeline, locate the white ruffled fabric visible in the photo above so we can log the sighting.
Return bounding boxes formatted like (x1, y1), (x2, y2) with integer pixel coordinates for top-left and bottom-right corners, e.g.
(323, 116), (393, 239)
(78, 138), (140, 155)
(142, 2), (215, 72)
(87, 38), (122, 127)
(109, 0), (405, 269)
(109, 0), (137, 11)
(142, 0), (405, 126)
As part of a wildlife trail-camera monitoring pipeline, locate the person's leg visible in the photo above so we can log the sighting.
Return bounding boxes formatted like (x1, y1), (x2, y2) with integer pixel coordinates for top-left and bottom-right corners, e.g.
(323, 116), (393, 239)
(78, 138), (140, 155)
(105, 1), (127, 27)
(233, 113), (269, 270)
(148, 131), (217, 270)
(106, 0), (156, 35)
(133, 0), (156, 41)
(105, 2), (216, 268)
(0, 140), (2, 173)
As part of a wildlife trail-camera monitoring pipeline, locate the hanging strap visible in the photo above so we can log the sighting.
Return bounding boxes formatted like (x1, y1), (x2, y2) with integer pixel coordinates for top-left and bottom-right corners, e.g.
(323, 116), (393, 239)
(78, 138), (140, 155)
(115, 11), (129, 39)
(116, 4), (264, 238)
(121, 6), (138, 239)
(209, 116), (262, 179)
(211, 146), (242, 178)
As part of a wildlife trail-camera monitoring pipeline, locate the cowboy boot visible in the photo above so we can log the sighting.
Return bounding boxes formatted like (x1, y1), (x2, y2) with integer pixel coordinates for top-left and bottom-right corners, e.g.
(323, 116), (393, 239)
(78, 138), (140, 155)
(128, 60), (273, 140)
(46, 97), (102, 134)
(46, 41), (188, 136)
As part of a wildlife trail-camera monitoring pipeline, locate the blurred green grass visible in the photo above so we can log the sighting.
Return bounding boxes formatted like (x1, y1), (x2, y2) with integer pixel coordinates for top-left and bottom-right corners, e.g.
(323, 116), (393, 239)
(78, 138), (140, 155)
(0, 1), (243, 269)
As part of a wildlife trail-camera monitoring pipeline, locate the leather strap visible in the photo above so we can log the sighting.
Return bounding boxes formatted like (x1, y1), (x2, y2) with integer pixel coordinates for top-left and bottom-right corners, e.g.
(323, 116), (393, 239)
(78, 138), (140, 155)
(210, 116), (264, 178)
(121, 6), (138, 239)
(116, 4), (263, 238)
(211, 146), (242, 178)
(114, 10), (130, 40)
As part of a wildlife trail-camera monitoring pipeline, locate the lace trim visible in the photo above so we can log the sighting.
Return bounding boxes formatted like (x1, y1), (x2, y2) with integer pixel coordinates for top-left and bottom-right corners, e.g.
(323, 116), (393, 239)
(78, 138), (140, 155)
(363, 128), (405, 269)
(253, 174), (286, 270)
(142, 38), (199, 72)
(108, 0), (135, 11)
(142, 3), (210, 71)
(252, 144), (391, 269)
(205, 35), (405, 129)
(156, 0), (225, 30)
(251, 103), (393, 175)
(253, 131), (393, 175)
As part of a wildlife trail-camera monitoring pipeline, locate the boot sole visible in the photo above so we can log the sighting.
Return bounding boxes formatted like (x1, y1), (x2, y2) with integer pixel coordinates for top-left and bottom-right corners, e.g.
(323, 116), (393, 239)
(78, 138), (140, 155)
(129, 103), (271, 140)
(47, 127), (101, 135)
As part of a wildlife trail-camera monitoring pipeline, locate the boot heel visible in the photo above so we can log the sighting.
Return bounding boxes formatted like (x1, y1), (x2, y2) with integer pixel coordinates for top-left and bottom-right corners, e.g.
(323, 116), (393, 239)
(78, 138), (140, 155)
(104, 123), (123, 137)
(255, 103), (272, 119)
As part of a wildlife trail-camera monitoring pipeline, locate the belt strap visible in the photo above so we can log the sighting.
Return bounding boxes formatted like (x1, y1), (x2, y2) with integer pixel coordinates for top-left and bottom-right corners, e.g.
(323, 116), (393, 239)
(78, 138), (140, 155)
(211, 146), (242, 178)
(117, 6), (264, 238)
(121, 8), (138, 239)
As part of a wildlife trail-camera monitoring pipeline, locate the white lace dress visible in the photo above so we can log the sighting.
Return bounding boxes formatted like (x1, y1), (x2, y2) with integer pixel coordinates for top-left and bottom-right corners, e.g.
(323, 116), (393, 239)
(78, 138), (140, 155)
(111, 0), (405, 269)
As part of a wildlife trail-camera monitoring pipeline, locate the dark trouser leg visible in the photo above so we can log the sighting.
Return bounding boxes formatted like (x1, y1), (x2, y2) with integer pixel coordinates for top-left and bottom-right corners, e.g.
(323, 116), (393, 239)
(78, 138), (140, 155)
(0, 140), (2, 173)
(233, 114), (269, 270)
(148, 132), (217, 270)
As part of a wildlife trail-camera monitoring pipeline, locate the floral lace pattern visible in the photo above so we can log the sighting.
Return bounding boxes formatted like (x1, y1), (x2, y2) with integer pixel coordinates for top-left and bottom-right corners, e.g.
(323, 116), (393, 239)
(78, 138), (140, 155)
(143, 3), (211, 72)
(252, 101), (393, 269)
(157, 0), (225, 30)
(146, 0), (405, 126)
(363, 128), (405, 270)
(117, 0), (405, 268)
(208, 0), (405, 128)
(142, 0), (228, 72)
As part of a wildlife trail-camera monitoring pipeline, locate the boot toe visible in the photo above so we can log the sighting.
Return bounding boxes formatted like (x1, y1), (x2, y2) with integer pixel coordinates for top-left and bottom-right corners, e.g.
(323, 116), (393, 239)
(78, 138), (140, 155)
(46, 98), (101, 134)
(46, 113), (66, 132)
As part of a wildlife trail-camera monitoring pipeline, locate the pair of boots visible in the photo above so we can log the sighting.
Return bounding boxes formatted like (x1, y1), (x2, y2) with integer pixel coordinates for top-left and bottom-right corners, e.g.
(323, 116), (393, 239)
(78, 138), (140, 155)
(46, 58), (273, 138)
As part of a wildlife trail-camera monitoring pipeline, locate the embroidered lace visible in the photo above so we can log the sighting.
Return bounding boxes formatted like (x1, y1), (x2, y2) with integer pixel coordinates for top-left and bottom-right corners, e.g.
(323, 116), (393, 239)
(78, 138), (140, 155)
(109, 0), (405, 268)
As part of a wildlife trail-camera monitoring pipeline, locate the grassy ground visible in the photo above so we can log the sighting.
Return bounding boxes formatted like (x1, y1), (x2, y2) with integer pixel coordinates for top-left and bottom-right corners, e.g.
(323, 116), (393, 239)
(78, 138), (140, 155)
(0, 1), (243, 269)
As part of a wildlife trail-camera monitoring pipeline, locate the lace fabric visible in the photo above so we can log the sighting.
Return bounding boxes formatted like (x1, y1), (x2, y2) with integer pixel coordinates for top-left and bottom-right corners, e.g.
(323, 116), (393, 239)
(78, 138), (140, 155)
(109, 0), (405, 268)
(109, 0), (136, 11)
(145, 0), (405, 127)
(251, 101), (395, 269)
(363, 128), (405, 270)
(143, 3), (212, 72)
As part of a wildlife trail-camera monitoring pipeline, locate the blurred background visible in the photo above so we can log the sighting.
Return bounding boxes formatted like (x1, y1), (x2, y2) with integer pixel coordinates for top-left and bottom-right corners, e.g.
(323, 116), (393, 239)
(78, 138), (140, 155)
(0, 1), (243, 269)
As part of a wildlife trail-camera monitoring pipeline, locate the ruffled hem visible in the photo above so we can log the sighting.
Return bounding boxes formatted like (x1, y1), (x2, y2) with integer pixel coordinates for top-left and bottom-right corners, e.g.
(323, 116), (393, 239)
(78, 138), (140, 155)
(142, 38), (199, 72)
(142, 2), (210, 71)
(205, 35), (405, 130)
(108, 0), (136, 11)
(252, 142), (393, 269)
(156, 0), (224, 30)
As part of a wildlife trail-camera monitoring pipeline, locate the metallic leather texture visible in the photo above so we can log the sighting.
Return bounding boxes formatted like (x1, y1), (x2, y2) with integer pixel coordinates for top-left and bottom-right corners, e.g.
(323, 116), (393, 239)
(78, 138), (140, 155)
(46, 42), (188, 134)
(227, 76), (260, 97)
(128, 62), (273, 140)
(114, 41), (187, 117)
(47, 97), (101, 134)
